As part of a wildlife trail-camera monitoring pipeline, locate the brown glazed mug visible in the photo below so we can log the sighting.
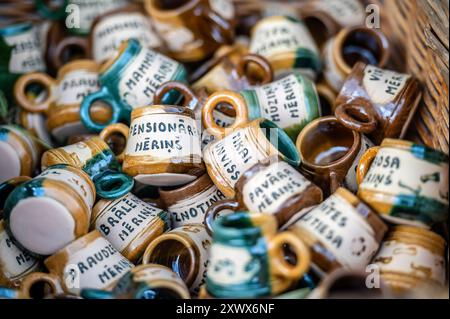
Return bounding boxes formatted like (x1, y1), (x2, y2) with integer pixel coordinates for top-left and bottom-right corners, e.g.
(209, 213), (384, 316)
(44, 230), (134, 295)
(322, 26), (390, 93)
(334, 62), (422, 144)
(159, 173), (226, 228)
(88, 4), (164, 64)
(144, 0), (236, 62)
(299, 0), (365, 49)
(296, 116), (374, 196)
(288, 187), (388, 273)
(107, 105), (205, 187)
(204, 156), (323, 229)
(190, 50), (273, 94)
(18, 272), (64, 299)
(14, 59), (112, 142)
(142, 223), (212, 296)
(45, 20), (89, 76)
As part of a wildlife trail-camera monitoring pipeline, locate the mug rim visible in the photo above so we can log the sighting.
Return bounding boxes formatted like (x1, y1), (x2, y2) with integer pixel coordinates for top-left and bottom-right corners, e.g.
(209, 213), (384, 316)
(296, 116), (360, 170)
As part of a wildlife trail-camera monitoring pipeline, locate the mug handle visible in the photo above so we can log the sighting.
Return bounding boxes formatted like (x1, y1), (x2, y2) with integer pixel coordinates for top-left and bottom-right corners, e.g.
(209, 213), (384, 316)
(14, 72), (55, 113)
(236, 54), (273, 85)
(53, 36), (89, 70)
(35, 0), (68, 20)
(20, 272), (63, 299)
(94, 170), (135, 200)
(204, 199), (240, 236)
(153, 81), (199, 111)
(335, 103), (378, 134)
(199, 7), (234, 45)
(329, 171), (342, 195)
(356, 146), (380, 185)
(202, 91), (249, 139)
(99, 123), (130, 163)
(267, 231), (311, 294)
(80, 87), (125, 133)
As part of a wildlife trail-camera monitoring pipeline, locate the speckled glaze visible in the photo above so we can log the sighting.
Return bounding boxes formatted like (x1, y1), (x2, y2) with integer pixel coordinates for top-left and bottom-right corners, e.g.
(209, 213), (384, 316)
(44, 230), (134, 295)
(203, 212), (310, 298)
(3, 165), (95, 257)
(88, 4), (164, 64)
(296, 116), (374, 196)
(203, 118), (300, 198)
(144, 0), (236, 62)
(14, 59), (111, 141)
(80, 39), (187, 132)
(119, 105), (205, 187)
(81, 264), (190, 299)
(289, 188), (387, 274)
(356, 139), (449, 228)
(202, 73), (321, 142)
(41, 136), (134, 199)
(159, 174), (226, 228)
(0, 124), (41, 184)
(91, 192), (171, 263)
(322, 26), (390, 93)
(249, 16), (322, 79)
(142, 223), (211, 296)
(0, 220), (40, 288)
(334, 63), (422, 144)
(373, 226), (446, 293)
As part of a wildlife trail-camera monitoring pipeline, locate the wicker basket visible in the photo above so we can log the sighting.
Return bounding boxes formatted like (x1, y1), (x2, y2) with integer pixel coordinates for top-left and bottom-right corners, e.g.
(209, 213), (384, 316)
(233, 0), (449, 154)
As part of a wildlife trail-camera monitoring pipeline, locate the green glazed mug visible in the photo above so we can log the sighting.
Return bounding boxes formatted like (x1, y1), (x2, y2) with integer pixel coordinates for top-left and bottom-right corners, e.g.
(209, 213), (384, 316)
(202, 73), (321, 141)
(80, 38), (187, 132)
(204, 211), (310, 298)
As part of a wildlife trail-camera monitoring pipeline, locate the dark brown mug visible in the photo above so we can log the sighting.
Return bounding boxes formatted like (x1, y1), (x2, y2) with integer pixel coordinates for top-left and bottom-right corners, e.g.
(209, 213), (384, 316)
(204, 156), (323, 229)
(295, 116), (373, 196)
(334, 62), (422, 144)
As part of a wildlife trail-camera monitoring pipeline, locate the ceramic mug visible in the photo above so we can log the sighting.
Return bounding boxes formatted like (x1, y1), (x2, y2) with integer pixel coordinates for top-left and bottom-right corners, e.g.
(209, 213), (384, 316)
(190, 52), (273, 94)
(3, 164), (96, 257)
(41, 136), (134, 199)
(0, 124), (42, 184)
(334, 63), (422, 144)
(202, 73), (321, 141)
(15, 108), (53, 147)
(203, 211), (310, 298)
(80, 39), (187, 132)
(299, 0), (365, 49)
(205, 156), (323, 228)
(356, 138), (449, 228)
(91, 192), (171, 263)
(88, 4), (164, 63)
(203, 118), (300, 198)
(105, 105), (204, 187)
(35, 0), (128, 35)
(142, 223), (211, 296)
(295, 116), (374, 196)
(249, 15), (321, 79)
(81, 264), (190, 299)
(373, 226), (446, 293)
(144, 0), (236, 62)
(0, 220), (40, 287)
(44, 230), (134, 294)
(322, 26), (390, 92)
(288, 187), (387, 273)
(14, 59), (113, 141)
(159, 173), (226, 228)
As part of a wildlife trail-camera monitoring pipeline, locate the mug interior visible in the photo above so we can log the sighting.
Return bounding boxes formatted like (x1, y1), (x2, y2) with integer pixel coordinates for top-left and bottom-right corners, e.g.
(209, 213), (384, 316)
(341, 29), (382, 68)
(260, 120), (300, 166)
(300, 120), (355, 167)
(146, 238), (194, 283)
(152, 0), (191, 10)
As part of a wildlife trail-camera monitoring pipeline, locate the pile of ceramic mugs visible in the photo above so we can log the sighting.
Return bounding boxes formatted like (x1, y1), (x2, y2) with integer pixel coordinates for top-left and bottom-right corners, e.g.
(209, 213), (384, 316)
(0, 0), (448, 299)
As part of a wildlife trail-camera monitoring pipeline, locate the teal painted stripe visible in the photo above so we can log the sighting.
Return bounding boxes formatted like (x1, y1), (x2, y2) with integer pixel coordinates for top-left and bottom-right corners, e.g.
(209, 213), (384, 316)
(0, 22), (33, 36)
(240, 90), (261, 121)
(391, 194), (449, 226)
(410, 144), (449, 165)
(293, 48), (322, 73)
